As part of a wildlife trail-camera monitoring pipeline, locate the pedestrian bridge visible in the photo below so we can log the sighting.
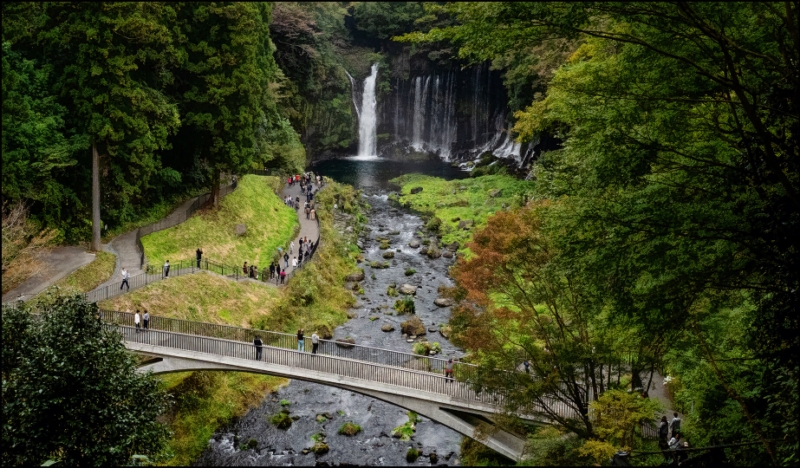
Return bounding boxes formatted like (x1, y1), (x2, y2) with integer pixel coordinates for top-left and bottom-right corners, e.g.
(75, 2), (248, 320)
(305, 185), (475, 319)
(102, 310), (576, 461)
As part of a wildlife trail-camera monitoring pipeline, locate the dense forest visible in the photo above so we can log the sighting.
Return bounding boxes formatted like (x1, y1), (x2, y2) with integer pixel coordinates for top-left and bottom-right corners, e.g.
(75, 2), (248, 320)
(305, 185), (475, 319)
(2, 2), (798, 466)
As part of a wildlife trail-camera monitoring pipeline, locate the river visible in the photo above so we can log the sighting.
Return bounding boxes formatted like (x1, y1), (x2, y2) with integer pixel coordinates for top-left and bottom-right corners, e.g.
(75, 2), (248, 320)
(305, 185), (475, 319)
(196, 157), (472, 466)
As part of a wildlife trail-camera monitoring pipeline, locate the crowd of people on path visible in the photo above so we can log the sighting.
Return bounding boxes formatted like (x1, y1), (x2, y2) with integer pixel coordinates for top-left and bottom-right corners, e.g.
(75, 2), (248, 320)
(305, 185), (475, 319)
(285, 172), (319, 222)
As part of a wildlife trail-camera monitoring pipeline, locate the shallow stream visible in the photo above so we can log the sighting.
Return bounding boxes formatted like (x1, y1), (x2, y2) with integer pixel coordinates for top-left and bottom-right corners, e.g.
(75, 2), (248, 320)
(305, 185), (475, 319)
(197, 158), (469, 466)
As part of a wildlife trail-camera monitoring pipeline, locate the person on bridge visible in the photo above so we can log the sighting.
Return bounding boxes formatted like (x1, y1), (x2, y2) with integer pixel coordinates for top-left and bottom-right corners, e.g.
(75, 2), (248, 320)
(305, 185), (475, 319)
(163, 260), (170, 278)
(143, 310), (150, 331)
(254, 335), (263, 361)
(658, 415), (670, 459)
(196, 248), (203, 268)
(134, 310), (141, 333)
(311, 331), (319, 354)
(297, 329), (305, 352)
(445, 358), (454, 382)
(120, 268), (130, 291)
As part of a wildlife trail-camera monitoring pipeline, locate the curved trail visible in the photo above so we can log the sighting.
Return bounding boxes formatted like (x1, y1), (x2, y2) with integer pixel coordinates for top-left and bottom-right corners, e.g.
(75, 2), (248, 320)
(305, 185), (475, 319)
(3, 175), (321, 304)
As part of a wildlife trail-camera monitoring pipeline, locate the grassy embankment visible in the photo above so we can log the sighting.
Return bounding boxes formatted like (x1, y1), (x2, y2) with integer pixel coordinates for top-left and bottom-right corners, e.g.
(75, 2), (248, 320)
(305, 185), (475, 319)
(141, 175), (296, 268)
(389, 173), (534, 254)
(100, 177), (362, 465)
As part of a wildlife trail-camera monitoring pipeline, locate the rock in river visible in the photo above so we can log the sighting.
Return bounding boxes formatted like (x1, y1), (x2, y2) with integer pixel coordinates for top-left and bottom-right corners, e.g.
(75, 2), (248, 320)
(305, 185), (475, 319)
(408, 239), (420, 248)
(381, 323), (395, 332)
(398, 284), (417, 295)
(401, 316), (426, 336)
(345, 269), (365, 282)
(434, 298), (453, 307)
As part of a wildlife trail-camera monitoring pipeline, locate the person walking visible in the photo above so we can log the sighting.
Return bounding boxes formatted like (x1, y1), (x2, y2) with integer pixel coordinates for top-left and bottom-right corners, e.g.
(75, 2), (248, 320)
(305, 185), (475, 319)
(275, 265), (282, 284)
(670, 412), (681, 438)
(658, 415), (670, 459)
(269, 261), (275, 279)
(668, 432), (683, 464)
(120, 268), (130, 291)
(297, 329), (305, 352)
(305, 205), (311, 219)
(292, 257), (298, 269)
(196, 248), (203, 268)
(143, 310), (150, 331)
(284, 252), (289, 269)
(254, 335), (263, 361)
(134, 310), (141, 333)
(445, 358), (454, 382)
(243, 261), (248, 276)
(163, 260), (170, 278)
(523, 360), (530, 374)
(310, 208), (316, 220)
(280, 268), (286, 284)
(311, 331), (319, 354)
(290, 241), (294, 254)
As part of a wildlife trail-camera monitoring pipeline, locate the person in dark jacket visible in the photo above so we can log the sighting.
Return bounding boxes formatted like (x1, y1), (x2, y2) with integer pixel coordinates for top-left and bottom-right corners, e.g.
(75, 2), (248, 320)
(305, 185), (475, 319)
(196, 248), (203, 268)
(254, 335), (263, 361)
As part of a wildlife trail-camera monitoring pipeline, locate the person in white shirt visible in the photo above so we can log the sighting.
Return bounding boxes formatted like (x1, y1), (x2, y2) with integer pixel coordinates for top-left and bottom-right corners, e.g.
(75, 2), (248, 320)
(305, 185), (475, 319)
(163, 260), (170, 278)
(120, 268), (130, 291)
(311, 332), (319, 354)
(292, 257), (298, 268)
(134, 310), (141, 333)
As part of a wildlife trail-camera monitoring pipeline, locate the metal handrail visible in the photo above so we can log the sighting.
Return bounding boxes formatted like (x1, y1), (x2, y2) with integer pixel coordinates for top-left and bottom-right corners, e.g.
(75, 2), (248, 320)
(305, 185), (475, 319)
(114, 324), (514, 410)
(99, 309), (476, 376)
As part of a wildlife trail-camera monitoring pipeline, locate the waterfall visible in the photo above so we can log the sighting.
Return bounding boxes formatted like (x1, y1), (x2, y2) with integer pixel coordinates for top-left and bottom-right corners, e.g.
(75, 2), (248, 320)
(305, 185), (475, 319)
(357, 63), (379, 157)
(345, 70), (361, 121)
(411, 77), (423, 150)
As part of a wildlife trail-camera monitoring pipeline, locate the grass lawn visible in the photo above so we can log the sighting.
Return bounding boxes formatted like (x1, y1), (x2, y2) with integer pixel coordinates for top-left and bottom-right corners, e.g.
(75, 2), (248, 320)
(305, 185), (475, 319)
(98, 272), (280, 328)
(49, 251), (117, 294)
(141, 174), (297, 269)
(390, 173), (535, 250)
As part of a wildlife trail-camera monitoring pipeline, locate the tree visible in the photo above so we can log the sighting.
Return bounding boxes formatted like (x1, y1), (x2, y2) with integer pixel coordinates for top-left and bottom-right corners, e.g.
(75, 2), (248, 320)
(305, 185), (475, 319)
(170, 2), (303, 206)
(449, 202), (664, 440)
(1, 293), (171, 465)
(404, 4), (799, 463)
(34, 2), (181, 250)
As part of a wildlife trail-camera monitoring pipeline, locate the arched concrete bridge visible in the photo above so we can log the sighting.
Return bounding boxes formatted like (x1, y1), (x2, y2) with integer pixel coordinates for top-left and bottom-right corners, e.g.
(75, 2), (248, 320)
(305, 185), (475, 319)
(101, 310), (584, 461)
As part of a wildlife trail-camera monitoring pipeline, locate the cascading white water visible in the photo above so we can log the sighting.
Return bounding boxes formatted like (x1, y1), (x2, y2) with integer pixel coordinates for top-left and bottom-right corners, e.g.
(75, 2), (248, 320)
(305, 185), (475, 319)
(357, 63), (379, 157)
(411, 77), (424, 150)
(345, 70), (361, 121)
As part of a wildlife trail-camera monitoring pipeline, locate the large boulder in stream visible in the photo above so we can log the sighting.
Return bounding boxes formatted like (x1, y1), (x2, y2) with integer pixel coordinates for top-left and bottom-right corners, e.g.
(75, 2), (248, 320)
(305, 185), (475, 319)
(398, 284), (417, 295)
(345, 269), (365, 282)
(408, 239), (420, 248)
(401, 316), (426, 336)
(434, 298), (454, 307)
(381, 323), (395, 332)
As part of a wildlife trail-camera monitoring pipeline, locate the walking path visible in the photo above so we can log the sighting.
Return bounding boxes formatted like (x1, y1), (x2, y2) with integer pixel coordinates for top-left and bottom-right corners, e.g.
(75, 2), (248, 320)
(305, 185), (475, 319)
(2, 246), (98, 302)
(3, 174), (321, 304)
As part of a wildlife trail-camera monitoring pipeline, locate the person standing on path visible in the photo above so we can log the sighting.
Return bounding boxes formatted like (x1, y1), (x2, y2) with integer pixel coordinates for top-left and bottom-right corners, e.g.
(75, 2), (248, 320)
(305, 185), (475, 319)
(311, 331), (319, 354)
(163, 260), (170, 278)
(297, 329), (305, 352)
(143, 310), (150, 331)
(196, 248), (203, 268)
(445, 358), (454, 382)
(523, 360), (530, 374)
(134, 310), (141, 333)
(120, 268), (130, 291)
(670, 412), (681, 438)
(290, 241), (294, 254)
(280, 268), (286, 284)
(292, 257), (298, 269)
(310, 208), (316, 220)
(269, 261), (275, 279)
(254, 335), (263, 361)
(275, 265), (282, 284)
(658, 415), (670, 457)
(283, 252), (289, 269)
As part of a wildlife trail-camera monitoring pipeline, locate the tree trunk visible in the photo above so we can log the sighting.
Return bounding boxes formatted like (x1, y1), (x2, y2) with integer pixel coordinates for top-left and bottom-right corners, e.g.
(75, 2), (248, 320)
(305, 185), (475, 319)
(599, 362), (605, 394)
(645, 361), (656, 395)
(211, 169), (221, 208)
(91, 143), (101, 252)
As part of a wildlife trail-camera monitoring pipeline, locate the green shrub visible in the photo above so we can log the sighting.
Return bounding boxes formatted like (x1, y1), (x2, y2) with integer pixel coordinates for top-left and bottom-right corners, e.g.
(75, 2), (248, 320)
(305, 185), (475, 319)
(280, 399), (290, 406)
(431, 342), (442, 354)
(247, 438), (258, 449)
(387, 286), (398, 297)
(405, 268), (416, 276)
(394, 297), (415, 315)
(426, 216), (442, 232)
(270, 411), (292, 429)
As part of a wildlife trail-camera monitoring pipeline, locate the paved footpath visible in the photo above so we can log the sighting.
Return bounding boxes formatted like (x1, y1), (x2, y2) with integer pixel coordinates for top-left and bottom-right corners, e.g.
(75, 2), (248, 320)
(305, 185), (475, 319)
(3, 176), (322, 303)
(2, 246), (97, 302)
(272, 179), (321, 281)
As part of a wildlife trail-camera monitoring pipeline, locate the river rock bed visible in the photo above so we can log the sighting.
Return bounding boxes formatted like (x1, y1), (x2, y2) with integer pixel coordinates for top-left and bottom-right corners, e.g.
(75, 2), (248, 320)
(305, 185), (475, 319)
(196, 190), (465, 466)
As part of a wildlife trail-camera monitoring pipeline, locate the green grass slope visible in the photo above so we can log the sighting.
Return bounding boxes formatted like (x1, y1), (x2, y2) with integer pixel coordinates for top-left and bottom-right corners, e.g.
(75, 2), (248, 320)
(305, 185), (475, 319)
(141, 175), (297, 268)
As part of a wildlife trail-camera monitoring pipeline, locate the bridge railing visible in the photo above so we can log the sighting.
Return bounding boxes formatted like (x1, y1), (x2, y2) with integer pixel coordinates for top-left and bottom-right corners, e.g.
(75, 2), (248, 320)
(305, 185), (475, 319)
(99, 309), (478, 378)
(114, 325), (508, 409)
